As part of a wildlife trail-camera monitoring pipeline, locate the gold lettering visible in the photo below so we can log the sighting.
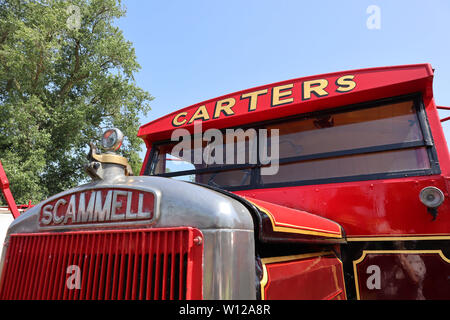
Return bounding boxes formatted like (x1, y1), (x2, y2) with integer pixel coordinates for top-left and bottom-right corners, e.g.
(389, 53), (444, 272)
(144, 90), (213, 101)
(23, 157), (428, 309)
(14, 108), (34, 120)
(213, 98), (236, 119)
(172, 112), (188, 127)
(188, 105), (210, 123)
(302, 79), (329, 100)
(241, 89), (268, 111)
(336, 75), (356, 92)
(272, 84), (294, 107)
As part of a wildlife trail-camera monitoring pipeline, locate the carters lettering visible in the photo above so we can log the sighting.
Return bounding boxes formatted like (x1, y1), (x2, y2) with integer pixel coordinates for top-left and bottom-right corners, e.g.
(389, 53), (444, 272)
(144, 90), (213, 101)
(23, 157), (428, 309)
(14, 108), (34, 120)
(172, 75), (356, 127)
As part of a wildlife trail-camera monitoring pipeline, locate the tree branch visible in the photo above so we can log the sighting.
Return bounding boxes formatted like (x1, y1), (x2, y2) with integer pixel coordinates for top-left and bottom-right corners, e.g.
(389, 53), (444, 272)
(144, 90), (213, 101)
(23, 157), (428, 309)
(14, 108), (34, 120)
(91, 7), (110, 33)
(32, 46), (45, 91)
(59, 39), (81, 97)
(0, 31), (8, 46)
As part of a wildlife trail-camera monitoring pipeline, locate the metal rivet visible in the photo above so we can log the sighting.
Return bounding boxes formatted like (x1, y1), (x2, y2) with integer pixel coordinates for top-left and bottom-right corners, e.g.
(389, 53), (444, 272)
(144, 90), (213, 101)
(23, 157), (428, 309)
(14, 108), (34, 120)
(193, 236), (203, 246)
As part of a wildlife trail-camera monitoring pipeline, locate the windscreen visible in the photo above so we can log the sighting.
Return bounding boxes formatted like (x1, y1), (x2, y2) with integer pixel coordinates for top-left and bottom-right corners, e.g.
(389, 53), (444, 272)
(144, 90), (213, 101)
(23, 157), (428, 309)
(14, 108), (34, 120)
(149, 96), (434, 190)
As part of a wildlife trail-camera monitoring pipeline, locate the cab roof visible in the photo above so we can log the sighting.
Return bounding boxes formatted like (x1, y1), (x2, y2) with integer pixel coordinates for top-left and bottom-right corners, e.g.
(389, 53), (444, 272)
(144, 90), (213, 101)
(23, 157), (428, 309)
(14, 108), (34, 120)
(138, 64), (434, 144)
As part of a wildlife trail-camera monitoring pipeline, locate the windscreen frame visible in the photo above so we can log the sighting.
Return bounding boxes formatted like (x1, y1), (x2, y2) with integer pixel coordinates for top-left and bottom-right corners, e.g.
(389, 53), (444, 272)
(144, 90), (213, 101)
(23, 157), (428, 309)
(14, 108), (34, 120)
(144, 93), (440, 191)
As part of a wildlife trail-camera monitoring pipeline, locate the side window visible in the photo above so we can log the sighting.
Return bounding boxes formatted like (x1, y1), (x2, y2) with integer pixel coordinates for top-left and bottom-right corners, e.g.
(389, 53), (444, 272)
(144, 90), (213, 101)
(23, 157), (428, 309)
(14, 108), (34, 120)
(266, 100), (423, 158)
(261, 99), (433, 185)
(153, 143), (196, 175)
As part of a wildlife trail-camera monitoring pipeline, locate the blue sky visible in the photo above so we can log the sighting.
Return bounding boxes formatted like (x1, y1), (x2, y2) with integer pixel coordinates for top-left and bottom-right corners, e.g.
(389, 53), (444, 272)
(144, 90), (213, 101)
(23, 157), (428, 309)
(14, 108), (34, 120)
(116, 0), (450, 154)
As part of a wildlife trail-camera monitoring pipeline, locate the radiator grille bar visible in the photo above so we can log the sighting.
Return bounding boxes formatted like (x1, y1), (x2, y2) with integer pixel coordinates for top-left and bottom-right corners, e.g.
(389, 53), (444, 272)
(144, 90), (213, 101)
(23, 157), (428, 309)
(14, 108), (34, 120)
(0, 227), (203, 300)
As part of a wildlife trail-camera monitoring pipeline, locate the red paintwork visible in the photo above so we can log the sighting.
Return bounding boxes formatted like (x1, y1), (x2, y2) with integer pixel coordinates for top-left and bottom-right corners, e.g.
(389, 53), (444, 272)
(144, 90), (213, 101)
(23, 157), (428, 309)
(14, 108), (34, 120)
(262, 252), (346, 300)
(234, 78), (450, 238)
(139, 63), (450, 239)
(137, 63), (450, 300)
(437, 106), (450, 123)
(0, 160), (20, 219)
(244, 196), (343, 240)
(236, 176), (450, 238)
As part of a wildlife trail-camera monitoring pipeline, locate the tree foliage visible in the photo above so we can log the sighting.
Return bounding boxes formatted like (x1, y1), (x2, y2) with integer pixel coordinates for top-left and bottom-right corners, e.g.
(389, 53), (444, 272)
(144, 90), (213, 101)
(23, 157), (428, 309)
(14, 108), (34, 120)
(0, 0), (153, 204)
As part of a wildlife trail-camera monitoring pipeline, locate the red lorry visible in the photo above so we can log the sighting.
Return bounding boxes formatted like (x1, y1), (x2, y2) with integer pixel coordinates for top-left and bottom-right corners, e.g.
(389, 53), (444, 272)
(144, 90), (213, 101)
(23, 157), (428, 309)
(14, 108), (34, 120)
(0, 64), (449, 300)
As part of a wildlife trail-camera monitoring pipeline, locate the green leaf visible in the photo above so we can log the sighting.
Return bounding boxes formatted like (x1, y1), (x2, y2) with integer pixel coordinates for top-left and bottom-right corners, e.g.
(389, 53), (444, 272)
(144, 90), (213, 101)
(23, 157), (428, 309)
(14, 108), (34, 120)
(0, 0), (153, 204)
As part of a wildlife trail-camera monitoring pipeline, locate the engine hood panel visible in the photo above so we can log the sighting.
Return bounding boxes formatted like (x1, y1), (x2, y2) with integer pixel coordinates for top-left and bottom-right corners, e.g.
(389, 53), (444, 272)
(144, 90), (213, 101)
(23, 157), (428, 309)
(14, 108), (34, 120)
(6, 176), (254, 235)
